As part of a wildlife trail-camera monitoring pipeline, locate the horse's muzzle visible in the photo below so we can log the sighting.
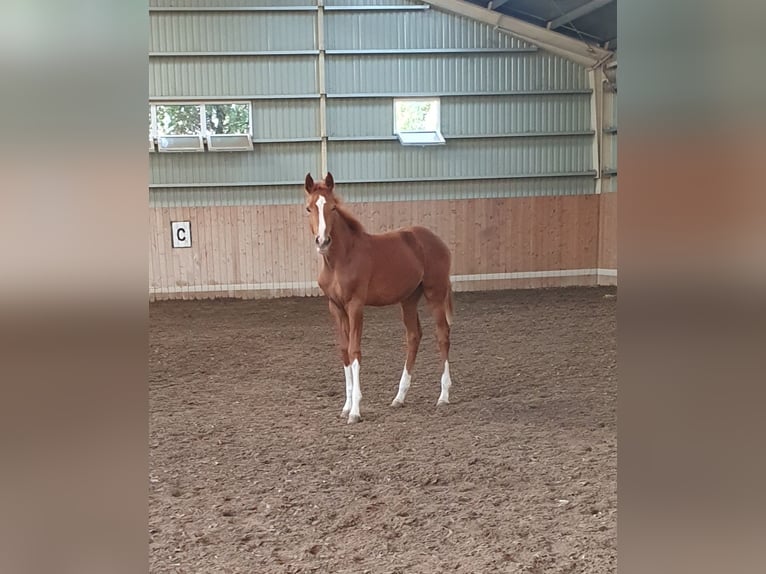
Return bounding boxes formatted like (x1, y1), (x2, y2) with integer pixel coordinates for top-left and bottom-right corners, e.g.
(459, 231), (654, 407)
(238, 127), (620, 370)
(316, 236), (332, 253)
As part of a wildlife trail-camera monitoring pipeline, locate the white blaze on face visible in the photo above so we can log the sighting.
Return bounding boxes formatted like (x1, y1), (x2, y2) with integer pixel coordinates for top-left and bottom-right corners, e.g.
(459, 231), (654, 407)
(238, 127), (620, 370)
(316, 195), (328, 246)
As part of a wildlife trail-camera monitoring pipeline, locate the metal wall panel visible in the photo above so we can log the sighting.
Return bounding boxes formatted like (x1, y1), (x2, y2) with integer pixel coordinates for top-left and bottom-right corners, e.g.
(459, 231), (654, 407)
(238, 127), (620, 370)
(149, 56), (317, 98)
(327, 94), (591, 138)
(149, 175), (593, 207)
(442, 94), (591, 136)
(326, 10), (529, 50)
(325, 53), (588, 95)
(150, 13), (316, 52)
(326, 98), (392, 138)
(150, 186), (306, 207)
(150, 142), (320, 186)
(253, 100), (319, 139)
(150, 0), (314, 7)
(329, 177), (594, 201)
(327, 137), (593, 181)
(325, 0), (415, 6)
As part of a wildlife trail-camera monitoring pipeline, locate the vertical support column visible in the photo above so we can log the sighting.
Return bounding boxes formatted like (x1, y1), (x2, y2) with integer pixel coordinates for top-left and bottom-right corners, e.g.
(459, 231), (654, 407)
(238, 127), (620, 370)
(602, 79), (616, 193)
(589, 66), (604, 195)
(199, 103), (207, 149)
(590, 66), (604, 282)
(591, 63), (617, 285)
(317, 0), (328, 175)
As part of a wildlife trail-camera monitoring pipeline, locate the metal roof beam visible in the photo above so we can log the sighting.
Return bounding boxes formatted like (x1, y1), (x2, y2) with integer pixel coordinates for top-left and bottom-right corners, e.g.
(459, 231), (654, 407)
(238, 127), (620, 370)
(487, 0), (511, 9)
(422, 0), (613, 68)
(548, 0), (613, 30)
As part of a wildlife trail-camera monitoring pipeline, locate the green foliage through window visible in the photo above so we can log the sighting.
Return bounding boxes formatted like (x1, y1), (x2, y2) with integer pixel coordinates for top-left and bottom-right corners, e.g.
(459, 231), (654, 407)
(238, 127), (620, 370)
(156, 105), (201, 136)
(206, 103), (250, 135)
(395, 100), (439, 133)
(150, 102), (251, 137)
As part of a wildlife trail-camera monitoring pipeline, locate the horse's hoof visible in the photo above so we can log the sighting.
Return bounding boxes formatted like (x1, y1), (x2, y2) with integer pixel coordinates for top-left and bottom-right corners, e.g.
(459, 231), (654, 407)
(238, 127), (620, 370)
(436, 398), (450, 407)
(347, 414), (361, 424)
(390, 399), (404, 408)
(340, 408), (350, 418)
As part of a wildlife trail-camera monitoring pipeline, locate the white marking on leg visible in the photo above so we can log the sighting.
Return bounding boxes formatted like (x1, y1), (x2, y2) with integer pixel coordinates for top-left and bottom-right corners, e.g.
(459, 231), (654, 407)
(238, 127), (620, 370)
(437, 360), (452, 405)
(391, 365), (411, 406)
(316, 195), (327, 246)
(341, 364), (352, 416)
(348, 358), (362, 423)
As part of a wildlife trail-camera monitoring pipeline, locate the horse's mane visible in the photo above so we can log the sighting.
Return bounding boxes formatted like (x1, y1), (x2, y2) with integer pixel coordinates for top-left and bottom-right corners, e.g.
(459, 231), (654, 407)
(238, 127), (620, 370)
(334, 197), (366, 235)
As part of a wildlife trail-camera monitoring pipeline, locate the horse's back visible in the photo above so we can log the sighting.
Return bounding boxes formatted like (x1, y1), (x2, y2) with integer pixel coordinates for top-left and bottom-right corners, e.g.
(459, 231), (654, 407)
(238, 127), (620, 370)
(406, 226), (450, 257)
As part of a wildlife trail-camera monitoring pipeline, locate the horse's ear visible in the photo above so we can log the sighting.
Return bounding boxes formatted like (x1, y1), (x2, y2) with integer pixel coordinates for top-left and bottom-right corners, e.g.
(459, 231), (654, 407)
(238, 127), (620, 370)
(325, 172), (334, 191)
(304, 173), (314, 194)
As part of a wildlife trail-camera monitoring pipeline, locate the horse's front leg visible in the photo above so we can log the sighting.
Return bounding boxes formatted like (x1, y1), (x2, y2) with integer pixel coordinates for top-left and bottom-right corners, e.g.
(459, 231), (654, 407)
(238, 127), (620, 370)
(346, 299), (365, 424)
(328, 300), (352, 417)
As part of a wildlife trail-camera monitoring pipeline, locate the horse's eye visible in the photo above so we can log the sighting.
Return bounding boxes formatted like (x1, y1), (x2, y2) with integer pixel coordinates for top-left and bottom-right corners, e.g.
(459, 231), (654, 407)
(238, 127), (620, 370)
(331, 206), (337, 212)
(306, 206), (311, 212)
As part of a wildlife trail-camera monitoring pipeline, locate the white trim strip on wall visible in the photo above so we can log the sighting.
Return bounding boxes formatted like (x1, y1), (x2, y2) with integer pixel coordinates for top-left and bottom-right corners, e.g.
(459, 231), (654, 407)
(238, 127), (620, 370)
(149, 268), (618, 294)
(597, 268), (618, 277)
(451, 268), (617, 282)
(151, 280), (318, 294)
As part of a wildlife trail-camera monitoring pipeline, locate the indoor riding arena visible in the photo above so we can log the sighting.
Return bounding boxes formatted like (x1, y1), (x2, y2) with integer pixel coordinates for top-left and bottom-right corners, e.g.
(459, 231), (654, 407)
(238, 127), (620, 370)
(148, 1), (617, 572)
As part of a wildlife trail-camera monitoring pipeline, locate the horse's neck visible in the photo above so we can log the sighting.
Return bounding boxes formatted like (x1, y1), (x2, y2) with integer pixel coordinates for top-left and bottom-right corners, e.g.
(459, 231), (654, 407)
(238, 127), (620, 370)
(324, 215), (363, 270)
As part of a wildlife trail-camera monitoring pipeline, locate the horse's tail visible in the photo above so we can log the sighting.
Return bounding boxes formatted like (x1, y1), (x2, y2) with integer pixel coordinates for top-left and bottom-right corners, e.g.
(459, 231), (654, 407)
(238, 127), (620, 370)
(445, 282), (454, 327)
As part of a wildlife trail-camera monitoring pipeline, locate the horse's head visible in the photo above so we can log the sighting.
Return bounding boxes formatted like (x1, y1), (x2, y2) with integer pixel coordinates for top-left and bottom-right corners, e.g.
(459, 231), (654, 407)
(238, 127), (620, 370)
(304, 172), (339, 254)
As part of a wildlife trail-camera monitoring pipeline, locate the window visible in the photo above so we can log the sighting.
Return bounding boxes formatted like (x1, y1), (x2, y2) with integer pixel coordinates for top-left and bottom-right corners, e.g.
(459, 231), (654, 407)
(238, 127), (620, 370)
(149, 108), (154, 151)
(205, 103), (253, 151)
(149, 102), (253, 152)
(393, 98), (445, 146)
(154, 104), (204, 152)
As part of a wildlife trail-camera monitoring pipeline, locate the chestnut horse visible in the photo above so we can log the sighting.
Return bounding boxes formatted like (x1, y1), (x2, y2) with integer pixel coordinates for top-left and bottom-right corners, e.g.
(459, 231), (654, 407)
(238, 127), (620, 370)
(304, 172), (454, 424)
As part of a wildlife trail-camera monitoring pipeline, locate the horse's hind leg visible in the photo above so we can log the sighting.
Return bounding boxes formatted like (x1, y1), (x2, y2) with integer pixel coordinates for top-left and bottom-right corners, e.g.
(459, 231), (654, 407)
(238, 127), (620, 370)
(391, 288), (423, 407)
(424, 286), (453, 406)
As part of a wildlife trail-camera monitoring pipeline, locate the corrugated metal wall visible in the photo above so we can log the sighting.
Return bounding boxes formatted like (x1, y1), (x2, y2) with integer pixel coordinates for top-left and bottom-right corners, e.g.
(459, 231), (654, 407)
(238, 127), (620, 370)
(149, 0), (613, 298)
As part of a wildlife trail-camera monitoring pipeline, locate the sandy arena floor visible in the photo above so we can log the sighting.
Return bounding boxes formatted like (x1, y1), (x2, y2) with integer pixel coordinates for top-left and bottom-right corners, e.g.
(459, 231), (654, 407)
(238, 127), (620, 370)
(150, 287), (616, 573)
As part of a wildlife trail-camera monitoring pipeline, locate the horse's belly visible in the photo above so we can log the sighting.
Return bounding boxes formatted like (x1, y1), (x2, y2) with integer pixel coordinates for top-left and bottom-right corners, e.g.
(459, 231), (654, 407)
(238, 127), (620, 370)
(365, 238), (425, 305)
(365, 274), (422, 306)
